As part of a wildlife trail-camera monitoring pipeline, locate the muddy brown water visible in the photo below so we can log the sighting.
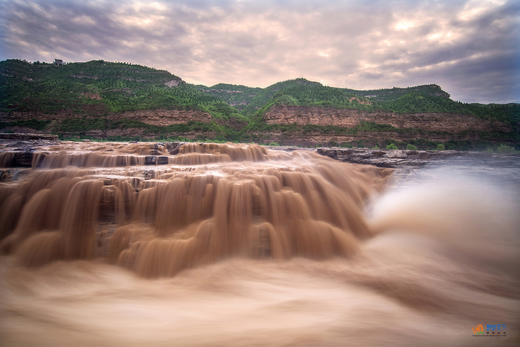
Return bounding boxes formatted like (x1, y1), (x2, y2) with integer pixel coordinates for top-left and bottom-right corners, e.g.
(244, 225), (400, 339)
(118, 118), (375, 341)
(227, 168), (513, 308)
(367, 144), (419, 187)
(0, 142), (518, 346)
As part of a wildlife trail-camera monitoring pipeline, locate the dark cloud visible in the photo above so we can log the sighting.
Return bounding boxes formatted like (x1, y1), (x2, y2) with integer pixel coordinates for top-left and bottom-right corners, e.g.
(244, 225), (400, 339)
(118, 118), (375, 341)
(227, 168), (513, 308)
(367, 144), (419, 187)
(0, 0), (518, 102)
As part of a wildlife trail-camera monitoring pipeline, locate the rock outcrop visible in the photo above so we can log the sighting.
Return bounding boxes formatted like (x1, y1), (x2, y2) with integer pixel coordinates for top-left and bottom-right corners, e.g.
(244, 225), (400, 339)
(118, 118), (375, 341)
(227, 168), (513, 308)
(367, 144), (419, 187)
(112, 109), (212, 126)
(256, 105), (514, 147)
(263, 105), (508, 133)
(316, 148), (462, 167)
(1, 109), (212, 126)
(0, 133), (58, 141)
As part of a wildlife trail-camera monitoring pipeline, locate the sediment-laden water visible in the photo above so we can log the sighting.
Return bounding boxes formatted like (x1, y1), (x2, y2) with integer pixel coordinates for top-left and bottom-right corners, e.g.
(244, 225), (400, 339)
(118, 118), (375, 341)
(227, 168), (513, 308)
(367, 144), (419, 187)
(0, 142), (518, 346)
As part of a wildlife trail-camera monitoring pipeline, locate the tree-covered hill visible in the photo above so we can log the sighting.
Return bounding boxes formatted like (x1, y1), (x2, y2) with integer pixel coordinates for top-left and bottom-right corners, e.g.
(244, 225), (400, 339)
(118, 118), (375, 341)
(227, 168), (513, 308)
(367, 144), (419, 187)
(1, 59), (518, 148)
(0, 59), (243, 119)
(195, 83), (262, 111)
(193, 77), (517, 125)
(2, 59), (517, 122)
(241, 78), (517, 124)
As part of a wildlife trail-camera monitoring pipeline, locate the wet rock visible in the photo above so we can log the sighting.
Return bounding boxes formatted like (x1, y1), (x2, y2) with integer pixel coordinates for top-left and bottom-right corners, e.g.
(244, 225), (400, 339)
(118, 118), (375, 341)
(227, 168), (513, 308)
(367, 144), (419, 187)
(370, 151), (386, 158)
(166, 142), (181, 155)
(129, 178), (142, 190)
(386, 150), (407, 158)
(150, 143), (161, 156)
(157, 156), (169, 165)
(12, 169), (31, 180)
(31, 152), (47, 168)
(145, 156), (157, 165)
(317, 148), (463, 168)
(145, 155), (170, 165)
(13, 151), (34, 167)
(144, 170), (155, 180)
(99, 186), (117, 222)
(0, 169), (12, 181)
(0, 133), (58, 141)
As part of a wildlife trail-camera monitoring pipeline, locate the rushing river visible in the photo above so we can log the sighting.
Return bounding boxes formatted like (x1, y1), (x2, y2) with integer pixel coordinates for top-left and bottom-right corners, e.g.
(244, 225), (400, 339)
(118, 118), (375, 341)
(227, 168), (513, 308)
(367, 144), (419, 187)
(0, 142), (518, 346)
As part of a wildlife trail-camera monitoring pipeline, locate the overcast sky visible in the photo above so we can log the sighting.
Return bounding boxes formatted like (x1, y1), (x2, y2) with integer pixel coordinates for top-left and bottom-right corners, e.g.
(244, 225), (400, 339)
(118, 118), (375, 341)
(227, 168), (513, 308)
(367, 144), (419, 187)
(1, 0), (519, 103)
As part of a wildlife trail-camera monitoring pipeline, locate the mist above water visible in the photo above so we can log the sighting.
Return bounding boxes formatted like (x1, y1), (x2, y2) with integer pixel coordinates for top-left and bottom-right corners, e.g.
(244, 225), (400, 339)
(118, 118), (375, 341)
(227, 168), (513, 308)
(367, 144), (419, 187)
(0, 142), (518, 346)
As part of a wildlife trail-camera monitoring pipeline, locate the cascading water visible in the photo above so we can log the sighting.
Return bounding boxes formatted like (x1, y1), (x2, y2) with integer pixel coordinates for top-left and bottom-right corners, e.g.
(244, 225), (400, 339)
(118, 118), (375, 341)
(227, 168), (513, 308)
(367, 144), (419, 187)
(0, 142), (391, 276)
(0, 141), (518, 346)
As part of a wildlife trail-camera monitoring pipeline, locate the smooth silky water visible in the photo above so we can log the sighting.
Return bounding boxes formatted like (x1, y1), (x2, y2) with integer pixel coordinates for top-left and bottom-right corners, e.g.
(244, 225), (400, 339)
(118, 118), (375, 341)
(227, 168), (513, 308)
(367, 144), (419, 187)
(0, 142), (518, 346)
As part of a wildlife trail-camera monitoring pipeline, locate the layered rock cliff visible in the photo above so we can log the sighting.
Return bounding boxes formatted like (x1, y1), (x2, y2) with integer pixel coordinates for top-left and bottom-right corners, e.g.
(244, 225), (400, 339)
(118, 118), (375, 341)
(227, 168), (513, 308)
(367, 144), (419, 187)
(256, 105), (514, 147)
(263, 105), (508, 133)
(110, 109), (212, 126)
(1, 109), (212, 125)
(1, 59), (518, 149)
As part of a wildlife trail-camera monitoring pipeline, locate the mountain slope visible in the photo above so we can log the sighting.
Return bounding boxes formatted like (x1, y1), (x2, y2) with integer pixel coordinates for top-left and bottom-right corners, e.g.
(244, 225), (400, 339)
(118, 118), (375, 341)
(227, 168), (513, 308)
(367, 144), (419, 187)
(0, 59), (249, 140)
(1, 59), (518, 149)
(0, 59), (235, 114)
(195, 83), (263, 110)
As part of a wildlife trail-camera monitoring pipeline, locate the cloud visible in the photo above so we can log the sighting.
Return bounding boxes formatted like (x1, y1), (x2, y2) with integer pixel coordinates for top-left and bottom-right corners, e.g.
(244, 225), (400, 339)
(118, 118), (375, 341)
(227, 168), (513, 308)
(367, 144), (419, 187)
(0, 0), (518, 102)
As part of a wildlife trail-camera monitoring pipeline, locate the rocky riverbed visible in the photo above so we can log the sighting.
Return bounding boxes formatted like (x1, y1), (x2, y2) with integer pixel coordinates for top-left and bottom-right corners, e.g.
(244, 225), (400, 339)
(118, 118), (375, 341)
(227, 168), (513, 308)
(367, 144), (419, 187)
(316, 147), (463, 167)
(1, 133), (519, 185)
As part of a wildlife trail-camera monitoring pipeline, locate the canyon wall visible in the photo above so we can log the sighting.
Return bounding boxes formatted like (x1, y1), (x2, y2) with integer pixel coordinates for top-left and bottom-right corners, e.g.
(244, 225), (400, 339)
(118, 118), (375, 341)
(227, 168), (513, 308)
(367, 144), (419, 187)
(112, 109), (212, 126)
(0, 105), (514, 147)
(1, 109), (212, 126)
(258, 105), (513, 146)
(263, 105), (508, 133)
(0, 109), (218, 140)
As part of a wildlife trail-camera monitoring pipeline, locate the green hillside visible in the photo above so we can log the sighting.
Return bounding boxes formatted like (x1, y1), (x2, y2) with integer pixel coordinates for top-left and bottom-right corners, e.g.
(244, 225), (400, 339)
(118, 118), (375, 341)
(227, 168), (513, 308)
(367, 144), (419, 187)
(195, 83), (262, 111)
(2, 59), (517, 121)
(1, 59), (518, 148)
(195, 77), (518, 125)
(242, 78), (517, 123)
(0, 59), (244, 119)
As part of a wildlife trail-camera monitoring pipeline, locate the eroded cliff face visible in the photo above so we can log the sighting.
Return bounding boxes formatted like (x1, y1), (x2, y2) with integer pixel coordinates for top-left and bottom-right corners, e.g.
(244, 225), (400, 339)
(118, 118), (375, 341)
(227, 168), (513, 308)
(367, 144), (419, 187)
(0, 104), (514, 147)
(1, 109), (212, 126)
(247, 131), (490, 147)
(0, 109), (217, 140)
(263, 105), (508, 133)
(112, 109), (212, 126)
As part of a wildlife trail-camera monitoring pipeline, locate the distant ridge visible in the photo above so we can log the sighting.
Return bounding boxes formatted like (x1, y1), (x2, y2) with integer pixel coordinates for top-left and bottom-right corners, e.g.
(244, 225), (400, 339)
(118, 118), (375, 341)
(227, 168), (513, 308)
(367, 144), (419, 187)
(1, 59), (518, 149)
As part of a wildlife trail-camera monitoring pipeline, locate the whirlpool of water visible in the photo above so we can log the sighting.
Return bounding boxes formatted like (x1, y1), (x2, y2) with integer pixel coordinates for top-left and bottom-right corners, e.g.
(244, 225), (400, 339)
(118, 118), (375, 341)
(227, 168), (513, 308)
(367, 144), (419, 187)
(0, 141), (518, 346)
